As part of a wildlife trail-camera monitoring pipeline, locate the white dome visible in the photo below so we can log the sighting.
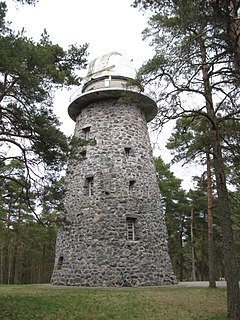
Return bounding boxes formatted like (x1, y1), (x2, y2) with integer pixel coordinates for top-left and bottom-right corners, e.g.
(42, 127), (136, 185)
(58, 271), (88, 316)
(84, 52), (136, 81)
(68, 52), (157, 123)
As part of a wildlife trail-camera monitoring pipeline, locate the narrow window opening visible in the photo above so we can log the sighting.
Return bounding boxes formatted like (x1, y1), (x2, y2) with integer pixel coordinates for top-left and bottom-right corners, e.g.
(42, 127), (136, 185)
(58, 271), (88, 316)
(80, 149), (87, 159)
(86, 176), (94, 196)
(125, 147), (131, 157)
(127, 218), (136, 241)
(57, 256), (64, 270)
(129, 180), (136, 192)
(82, 126), (90, 140)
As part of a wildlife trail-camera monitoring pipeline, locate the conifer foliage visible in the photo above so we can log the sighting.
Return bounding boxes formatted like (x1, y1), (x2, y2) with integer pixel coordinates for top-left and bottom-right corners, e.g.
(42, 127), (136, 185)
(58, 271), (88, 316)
(0, 0), (88, 283)
(0, 0), (88, 202)
(133, 0), (240, 318)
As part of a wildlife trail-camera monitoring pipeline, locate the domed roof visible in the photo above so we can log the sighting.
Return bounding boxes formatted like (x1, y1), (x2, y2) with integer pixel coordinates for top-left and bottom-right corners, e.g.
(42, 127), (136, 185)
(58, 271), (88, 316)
(84, 52), (136, 81)
(68, 52), (158, 123)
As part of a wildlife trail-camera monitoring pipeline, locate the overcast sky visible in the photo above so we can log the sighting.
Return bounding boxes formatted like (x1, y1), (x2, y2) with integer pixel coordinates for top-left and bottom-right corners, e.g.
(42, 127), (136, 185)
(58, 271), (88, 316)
(7, 0), (153, 128)
(6, 0), (201, 189)
(7, 0), (152, 67)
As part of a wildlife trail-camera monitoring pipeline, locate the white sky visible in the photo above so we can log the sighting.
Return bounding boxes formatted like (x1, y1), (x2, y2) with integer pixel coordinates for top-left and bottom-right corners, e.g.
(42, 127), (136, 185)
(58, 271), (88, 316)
(6, 0), (201, 190)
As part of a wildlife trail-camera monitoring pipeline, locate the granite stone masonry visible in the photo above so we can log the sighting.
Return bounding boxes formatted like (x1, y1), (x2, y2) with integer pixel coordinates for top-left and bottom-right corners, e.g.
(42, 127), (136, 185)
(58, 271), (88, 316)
(50, 52), (176, 287)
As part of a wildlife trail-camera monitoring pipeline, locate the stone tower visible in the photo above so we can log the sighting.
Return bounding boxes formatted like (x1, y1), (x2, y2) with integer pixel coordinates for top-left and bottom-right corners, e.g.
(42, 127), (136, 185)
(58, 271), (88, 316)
(51, 52), (176, 286)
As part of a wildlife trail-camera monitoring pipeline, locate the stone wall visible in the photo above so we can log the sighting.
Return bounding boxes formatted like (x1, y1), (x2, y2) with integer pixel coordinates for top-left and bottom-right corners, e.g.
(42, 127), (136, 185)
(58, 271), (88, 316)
(51, 98), (176, 286)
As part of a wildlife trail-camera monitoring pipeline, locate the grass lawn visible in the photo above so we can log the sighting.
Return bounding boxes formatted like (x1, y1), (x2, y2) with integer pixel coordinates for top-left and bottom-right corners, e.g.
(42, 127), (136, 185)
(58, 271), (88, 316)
(0, 284), (227, 320)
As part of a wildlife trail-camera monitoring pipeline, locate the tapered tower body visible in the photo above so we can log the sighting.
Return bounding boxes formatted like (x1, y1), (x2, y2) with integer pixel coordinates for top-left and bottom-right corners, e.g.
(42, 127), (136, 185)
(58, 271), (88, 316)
(51, 52), (176, 286)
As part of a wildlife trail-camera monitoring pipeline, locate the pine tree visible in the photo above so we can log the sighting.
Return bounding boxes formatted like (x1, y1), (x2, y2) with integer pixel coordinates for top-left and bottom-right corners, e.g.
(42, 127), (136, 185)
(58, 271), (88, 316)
(133, 1), (240, 318)
(155, 157), (189, 281)
(167, 117), (216, 287)
(0, 1), (88, 214)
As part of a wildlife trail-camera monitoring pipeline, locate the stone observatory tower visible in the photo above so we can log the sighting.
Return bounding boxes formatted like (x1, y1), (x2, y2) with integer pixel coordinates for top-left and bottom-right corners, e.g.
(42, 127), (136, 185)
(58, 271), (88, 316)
(51, 52), (176, 286)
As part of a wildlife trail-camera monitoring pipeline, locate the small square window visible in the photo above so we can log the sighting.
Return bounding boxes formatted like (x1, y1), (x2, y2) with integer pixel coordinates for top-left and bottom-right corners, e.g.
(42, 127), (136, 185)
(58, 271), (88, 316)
(80, 150), (87, 159)
(129, 180), (136, 193)
(125, 147), (131, 156)
(82, 126), (90, 140)
(57, 256), (64, 270)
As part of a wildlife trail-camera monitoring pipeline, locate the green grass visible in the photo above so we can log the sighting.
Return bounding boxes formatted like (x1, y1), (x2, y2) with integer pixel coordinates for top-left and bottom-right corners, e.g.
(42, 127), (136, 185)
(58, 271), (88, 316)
(0, 284), (227, 320)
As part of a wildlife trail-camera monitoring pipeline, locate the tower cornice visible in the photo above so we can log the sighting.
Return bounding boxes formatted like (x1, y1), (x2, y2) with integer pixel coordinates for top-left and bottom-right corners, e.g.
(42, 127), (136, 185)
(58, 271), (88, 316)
(68, 86), (157, 122)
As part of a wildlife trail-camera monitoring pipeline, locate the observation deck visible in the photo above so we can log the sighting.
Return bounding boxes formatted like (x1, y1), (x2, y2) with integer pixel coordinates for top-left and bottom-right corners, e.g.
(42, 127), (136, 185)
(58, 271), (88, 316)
(68, 52), (157, 122)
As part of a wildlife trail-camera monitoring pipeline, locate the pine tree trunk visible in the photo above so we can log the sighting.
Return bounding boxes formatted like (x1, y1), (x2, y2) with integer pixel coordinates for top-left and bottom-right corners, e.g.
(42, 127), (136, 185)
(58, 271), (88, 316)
(200, 39), (240, 319)
(228, 1), (240, 73)
(179, 219), (184, 282)
(211, 130), (240, 319)
(13, 232), (20, 284)
(0, 240), (6, 284)
(200, 225), (205, 281)
(41, 244), (45, 284)
(206, 147), (216, 288)
(190, 206), (196, 281)
(1, 219), (10, 284)
(11, 242), (17, 284)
